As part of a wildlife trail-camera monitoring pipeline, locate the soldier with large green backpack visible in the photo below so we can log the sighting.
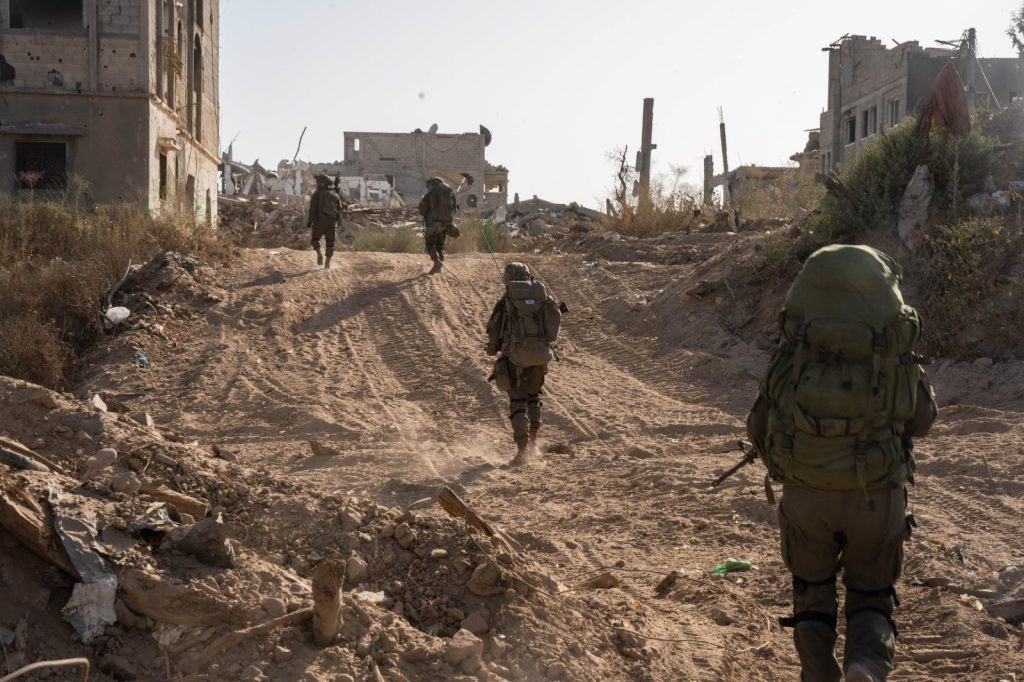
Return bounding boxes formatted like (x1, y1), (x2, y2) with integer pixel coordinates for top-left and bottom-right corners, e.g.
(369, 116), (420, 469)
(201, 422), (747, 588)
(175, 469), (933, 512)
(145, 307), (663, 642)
(746, 245), (937, 682)
(486, 262), (562, 465)
(417, 177), (461, 275)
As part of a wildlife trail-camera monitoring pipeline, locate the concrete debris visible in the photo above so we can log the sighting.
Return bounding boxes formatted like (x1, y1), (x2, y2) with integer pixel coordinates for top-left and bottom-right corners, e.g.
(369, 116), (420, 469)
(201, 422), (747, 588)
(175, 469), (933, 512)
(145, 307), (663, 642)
(897, 164), (933, 249)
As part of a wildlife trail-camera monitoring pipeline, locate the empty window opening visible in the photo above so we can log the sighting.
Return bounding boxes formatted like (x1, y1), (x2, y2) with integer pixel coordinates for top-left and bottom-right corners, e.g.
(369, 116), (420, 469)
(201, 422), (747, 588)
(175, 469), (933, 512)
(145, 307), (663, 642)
(193, 39), (203, 142)
(385, 175), (395, 188)
(868, 106), (878, 135)
(846, 116), (856, 145)
(10, 0), (84, 30)
(195, 0), (204, 28)
(860, 111), (869, 139)
(185, 175), (196, 210)
(159, 153), (168, 201)
(888, 98), (901, 127)
(16, 141), (68, 190)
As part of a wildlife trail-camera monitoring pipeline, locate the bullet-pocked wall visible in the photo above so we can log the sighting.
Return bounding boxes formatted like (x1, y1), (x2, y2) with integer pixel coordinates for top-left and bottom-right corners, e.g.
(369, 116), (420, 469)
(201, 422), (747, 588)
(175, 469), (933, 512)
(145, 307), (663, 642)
(0, 0), (219, 222)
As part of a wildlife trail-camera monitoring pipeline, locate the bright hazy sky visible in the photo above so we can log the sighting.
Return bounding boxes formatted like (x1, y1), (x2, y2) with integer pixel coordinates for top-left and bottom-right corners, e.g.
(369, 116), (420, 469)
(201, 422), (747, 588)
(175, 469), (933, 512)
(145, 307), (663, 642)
(220, 0), (1019, 209)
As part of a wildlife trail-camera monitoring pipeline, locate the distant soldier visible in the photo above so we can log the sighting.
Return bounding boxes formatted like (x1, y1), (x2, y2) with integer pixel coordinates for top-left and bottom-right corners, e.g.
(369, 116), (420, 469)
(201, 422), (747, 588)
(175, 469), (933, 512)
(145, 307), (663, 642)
(746, 245), (937, 682)
(308, 174), (342, 269)
(486, 262), (562, 465)
(417, 176), (460, 274)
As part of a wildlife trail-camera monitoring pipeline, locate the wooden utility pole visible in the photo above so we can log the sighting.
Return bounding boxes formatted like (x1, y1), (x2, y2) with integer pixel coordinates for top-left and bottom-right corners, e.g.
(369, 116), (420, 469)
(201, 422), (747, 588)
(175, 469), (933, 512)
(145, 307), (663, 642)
(638, 98), (656, 211)
(718, 107), (730, 209)
(966, 27), (977, 113)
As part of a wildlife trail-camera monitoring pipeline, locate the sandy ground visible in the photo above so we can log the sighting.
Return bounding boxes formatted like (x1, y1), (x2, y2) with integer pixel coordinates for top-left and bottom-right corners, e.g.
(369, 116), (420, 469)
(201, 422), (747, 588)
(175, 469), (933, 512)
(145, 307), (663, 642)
(17, 245), (1022, 680)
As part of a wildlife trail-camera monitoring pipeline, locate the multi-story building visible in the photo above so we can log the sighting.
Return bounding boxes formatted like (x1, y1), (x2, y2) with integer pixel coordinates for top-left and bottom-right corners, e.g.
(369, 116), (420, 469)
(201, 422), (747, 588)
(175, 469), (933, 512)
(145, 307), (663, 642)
(819, 33), (1022, 172)
(0, 0), (220, 221)
(313, 129), (509, 215)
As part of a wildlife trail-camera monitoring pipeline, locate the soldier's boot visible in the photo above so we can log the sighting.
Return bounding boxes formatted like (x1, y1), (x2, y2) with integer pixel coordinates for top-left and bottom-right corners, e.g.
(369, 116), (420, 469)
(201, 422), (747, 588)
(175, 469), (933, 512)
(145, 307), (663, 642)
(511, 440), (530, 466)
(510, 404), (530, 465)
(315, 249), (323, 266)
(844, 662), (879, 682)
(324, 255), (332, 270)
(843, 589), (897, 682)
(429, 258), (443, 275)
(528, 427), (539, 453)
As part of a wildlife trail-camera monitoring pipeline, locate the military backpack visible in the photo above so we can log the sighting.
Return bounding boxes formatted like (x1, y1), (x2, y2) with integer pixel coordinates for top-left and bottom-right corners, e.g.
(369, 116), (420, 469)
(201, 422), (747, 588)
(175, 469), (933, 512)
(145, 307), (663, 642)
(502, 280), (557, 368)
(760, 245), (922, 491)
(320, 189), (342, 220)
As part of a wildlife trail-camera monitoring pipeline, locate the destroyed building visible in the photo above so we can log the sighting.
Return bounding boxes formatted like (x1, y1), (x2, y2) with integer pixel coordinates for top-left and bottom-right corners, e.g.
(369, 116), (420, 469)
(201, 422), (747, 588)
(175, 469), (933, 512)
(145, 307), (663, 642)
(312, 128), (509, 215)
(819, 33), (1023, 171)
(0, 0), (221, 221)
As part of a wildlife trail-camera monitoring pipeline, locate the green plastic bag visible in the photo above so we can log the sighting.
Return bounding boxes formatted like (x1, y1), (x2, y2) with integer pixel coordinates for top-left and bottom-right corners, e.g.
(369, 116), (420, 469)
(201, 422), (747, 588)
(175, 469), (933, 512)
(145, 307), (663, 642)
(711, 558), (751, 574)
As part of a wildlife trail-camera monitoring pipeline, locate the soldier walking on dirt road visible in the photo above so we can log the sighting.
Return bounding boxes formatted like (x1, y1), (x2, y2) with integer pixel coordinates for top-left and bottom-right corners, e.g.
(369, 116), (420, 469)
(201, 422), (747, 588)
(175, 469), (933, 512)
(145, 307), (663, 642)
(746, 245), (938, 682)
(308, 174), (342, 269)
(486, 262), (561, 466)
(418, 176), (460, 275)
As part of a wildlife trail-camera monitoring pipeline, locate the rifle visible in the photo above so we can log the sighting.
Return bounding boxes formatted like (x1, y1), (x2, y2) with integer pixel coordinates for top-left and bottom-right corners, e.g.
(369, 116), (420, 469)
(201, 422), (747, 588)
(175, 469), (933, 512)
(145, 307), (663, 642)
(710, 440), (758, 488)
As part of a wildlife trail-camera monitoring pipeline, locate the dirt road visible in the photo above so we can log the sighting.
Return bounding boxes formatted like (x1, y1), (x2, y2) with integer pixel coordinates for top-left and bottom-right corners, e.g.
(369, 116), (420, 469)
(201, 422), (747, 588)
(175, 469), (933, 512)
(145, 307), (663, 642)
(79, 247), (1024, 680)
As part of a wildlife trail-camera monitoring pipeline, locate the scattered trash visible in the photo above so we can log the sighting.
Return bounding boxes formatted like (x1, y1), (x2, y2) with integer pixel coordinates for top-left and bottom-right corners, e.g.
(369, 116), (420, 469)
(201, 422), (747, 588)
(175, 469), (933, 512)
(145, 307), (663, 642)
(133, 351), (150, 369)
(583, 261), (598, 269)
(104, 307), (131, 325)
(711, 558), (752, 574)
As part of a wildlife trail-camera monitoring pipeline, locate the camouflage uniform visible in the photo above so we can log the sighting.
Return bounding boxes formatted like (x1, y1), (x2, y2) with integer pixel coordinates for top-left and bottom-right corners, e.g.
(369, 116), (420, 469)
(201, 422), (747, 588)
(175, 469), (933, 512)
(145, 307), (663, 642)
(418, 177), (458, 273)
(486, 262), (561, 464)
(308, 175), (341, 267)
(747, 376), (937, 682)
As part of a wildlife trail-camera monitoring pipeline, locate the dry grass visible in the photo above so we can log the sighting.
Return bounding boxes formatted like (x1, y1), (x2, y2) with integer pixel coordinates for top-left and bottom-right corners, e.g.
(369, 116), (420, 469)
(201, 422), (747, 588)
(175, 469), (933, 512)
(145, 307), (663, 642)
(0, 197), (226, 387)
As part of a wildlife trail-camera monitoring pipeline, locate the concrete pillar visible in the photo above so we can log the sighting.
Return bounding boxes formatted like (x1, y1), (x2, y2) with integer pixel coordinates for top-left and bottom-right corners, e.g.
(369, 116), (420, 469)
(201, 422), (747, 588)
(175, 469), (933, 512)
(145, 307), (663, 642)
(703, 155), (714, 206)
(638, 97), (654, 211)
(966, 27), (977, 113)
(87, 0), (99, 91)
(828, 46), (843, 168)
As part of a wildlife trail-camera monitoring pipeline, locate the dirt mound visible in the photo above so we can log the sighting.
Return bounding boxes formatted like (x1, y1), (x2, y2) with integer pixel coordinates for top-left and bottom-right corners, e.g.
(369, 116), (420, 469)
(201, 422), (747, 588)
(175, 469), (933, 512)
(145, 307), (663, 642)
(1, 374), (677, 681)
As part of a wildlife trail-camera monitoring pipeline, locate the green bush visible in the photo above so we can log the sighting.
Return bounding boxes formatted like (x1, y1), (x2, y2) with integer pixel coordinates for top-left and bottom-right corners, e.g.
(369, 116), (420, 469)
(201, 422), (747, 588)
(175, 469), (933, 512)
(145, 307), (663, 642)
(352, 230), (421, 253)
(449, 217), (501, 253)
(819, 122), (996, 241)
(915, 217), (1024, 359)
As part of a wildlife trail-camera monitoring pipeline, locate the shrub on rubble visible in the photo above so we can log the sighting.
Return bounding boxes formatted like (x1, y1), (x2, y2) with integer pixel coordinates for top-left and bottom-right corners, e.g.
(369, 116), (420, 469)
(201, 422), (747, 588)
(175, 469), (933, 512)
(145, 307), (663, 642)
(914, 216), (1024, 359)
(0, 195), (224, 388)
(818, 121), (995, 241)
(352, 229), (421, 253)
(448, 217), (501, 254)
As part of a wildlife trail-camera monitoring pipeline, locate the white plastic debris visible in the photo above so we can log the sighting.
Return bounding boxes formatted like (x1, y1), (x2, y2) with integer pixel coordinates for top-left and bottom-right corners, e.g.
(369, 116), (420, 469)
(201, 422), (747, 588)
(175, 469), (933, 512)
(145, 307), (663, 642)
(104, 307), (131, 324)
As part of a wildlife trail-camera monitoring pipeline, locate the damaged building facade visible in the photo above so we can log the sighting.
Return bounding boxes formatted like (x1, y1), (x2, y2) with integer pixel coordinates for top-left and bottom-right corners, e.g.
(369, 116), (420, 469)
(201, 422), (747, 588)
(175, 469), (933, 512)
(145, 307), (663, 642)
(819, 34), (1023, 171)
(0, 0), (220, 220)
(312, 128), (509, 215)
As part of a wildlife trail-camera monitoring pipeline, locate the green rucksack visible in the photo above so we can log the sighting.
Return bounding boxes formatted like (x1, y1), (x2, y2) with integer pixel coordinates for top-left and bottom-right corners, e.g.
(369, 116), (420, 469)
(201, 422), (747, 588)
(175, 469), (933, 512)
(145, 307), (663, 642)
(761, 245), (922, 491)
(502, 280), (558, 368)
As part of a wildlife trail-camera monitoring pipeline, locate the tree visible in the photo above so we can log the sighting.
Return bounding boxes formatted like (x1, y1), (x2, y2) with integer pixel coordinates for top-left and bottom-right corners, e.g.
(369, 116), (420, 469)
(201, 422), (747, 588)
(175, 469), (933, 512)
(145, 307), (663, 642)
(1009, 2), (1024, 57)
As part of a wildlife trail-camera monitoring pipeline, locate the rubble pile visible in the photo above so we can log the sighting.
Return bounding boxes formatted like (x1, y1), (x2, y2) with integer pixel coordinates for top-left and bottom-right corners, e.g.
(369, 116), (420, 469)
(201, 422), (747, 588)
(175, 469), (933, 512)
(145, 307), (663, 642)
(0, 375), (630, 681)
(498, 198), (603, 249)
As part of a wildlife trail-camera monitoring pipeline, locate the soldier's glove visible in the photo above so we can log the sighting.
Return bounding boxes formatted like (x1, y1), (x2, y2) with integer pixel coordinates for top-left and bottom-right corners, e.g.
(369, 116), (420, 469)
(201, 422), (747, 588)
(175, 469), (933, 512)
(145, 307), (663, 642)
(448, 226), (462, 238)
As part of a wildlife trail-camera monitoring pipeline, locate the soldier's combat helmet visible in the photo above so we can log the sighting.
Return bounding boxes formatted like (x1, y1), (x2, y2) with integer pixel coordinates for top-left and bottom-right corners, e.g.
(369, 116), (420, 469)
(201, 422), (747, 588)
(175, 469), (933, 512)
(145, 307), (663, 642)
(503, 262), (532, 283)
(427, 176), (447, 188)
(315, 174), (330, 185)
